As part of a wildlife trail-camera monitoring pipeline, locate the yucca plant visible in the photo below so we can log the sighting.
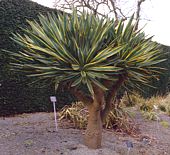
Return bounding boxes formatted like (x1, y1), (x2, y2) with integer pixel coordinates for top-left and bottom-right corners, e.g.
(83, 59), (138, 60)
(8, 10), (165, 149)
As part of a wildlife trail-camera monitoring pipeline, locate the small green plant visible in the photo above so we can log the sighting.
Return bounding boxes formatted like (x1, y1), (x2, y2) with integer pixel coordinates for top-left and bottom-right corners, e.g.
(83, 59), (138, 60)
(160, 121), (169, 128)
(142, 111), (159, 121)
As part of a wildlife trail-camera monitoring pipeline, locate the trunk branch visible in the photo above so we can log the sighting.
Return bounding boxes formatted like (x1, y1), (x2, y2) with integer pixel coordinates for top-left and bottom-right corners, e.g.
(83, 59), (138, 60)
(101, 74), (127, 122)
(92, 83), (105, 109)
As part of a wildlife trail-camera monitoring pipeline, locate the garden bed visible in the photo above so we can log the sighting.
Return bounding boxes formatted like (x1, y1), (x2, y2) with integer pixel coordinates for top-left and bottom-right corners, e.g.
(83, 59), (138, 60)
(0, 109), (170, 155)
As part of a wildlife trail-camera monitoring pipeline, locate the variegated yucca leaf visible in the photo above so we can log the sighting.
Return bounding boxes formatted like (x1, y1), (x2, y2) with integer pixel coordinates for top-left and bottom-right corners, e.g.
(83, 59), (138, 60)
(9, 10), (164, 95)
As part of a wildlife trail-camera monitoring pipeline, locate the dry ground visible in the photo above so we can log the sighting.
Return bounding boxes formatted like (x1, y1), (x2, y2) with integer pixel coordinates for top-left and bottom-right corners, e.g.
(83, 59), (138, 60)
(0, 108), (170, 155)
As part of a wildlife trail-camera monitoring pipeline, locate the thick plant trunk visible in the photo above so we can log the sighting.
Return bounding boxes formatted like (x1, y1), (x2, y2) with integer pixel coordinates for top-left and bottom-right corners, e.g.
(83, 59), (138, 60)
(71, 76), (126, 149)
(84, 104), (102, 149)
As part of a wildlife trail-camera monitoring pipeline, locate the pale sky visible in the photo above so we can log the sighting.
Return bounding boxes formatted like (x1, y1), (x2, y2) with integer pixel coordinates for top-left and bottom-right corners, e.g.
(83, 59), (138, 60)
(31, 0), (170, 46)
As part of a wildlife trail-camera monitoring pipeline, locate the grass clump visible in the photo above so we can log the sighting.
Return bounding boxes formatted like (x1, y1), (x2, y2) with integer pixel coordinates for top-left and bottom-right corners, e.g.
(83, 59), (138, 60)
(142, 111), (159, 121)
(120, 92), (145, 107)
(58, 102), (88, 129)
(139, 95), (163, 112)
(120, 92), (165, 121)
(58, 102), (137, 134)
(120, 92), (163, 112)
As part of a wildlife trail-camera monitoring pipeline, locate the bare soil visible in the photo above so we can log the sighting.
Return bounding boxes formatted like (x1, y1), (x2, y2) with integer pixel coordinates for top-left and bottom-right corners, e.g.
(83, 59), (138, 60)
(0, 107), (170, 155)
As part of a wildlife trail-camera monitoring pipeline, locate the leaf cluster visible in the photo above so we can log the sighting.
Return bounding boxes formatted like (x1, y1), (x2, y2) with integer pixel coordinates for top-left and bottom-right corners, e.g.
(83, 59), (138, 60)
(9, 10), (164, 95)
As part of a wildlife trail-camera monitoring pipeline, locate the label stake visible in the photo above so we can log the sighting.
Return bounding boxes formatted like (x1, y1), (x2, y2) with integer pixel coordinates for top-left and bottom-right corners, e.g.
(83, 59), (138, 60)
(50, 96), (58, 131)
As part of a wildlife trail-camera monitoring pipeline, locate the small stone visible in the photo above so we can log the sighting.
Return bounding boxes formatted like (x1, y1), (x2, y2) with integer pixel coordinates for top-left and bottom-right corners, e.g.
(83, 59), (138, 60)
(67, 145), (78, 150)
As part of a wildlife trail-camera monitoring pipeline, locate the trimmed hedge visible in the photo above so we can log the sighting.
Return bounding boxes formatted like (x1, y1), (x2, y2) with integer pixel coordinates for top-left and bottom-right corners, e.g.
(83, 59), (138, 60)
(0, 0), (75, 116)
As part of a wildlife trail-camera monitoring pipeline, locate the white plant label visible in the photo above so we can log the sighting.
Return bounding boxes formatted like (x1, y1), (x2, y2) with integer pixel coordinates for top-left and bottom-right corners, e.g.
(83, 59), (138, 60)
(50, 96), (58, 131)
(50, 96), (57, 102)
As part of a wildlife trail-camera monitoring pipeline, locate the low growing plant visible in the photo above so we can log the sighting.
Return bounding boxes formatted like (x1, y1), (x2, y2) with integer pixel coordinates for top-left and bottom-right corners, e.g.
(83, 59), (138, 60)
(140, 96), (162, 112)
(160, 121), (169, 128)
(58, 102), (88, 129)
(120, 92), (145, 107)
(59, 102), (137, 134)
(142, 110), (159, 121)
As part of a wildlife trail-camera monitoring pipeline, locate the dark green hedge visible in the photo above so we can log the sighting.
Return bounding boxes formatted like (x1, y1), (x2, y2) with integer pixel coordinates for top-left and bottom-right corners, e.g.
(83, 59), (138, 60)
(0, 0), (75, 116)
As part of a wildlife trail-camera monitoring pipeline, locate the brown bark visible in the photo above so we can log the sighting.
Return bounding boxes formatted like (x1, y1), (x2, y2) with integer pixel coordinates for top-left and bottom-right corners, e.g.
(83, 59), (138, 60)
(84, 84), (104, 149)
(101, 75), (127, 122)
(84, 103), (102, 149)
(71, 77), (126, 149)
